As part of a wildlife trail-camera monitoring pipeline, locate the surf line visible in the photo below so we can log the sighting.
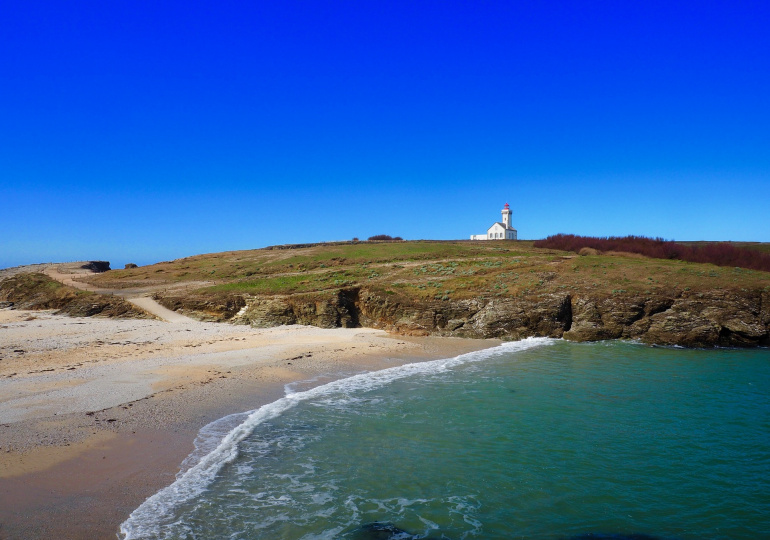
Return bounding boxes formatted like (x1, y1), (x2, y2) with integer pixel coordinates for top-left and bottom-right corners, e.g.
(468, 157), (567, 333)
(119, 337), (555, 540)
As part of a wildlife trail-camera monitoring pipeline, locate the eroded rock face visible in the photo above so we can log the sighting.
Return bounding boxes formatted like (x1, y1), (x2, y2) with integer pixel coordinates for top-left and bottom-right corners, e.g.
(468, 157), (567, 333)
(561, 291), (769, 347)
(563, 297), (616, 342)
(156, 293), (246, 322)
(643, 291), (768, 347)
(761, 290), (770, 329)
(238, 290), (574, 340)
(239, 289), (359, 329)
(160, 285), (770, 348)
(355, 288), (428, 334)
(464, 294), (571, 340)
(564, 295), (674, 342)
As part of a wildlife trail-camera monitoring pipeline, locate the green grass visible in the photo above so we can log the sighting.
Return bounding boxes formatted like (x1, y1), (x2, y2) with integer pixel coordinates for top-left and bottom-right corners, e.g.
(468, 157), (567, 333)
(88, 240), (770, 302)
(205, 269), (365, 294)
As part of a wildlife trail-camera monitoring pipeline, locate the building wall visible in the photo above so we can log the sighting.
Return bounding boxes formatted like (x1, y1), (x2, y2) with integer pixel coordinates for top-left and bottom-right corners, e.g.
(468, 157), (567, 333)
(471, 226), (518, 240)
(487, 224), (504, 239)
(472, 219), (518, 240)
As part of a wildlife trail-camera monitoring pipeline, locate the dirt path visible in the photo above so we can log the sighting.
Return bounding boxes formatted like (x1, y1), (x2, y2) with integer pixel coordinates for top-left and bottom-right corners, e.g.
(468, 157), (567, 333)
(45, 268), (109, 293)
(126, 296), (195, 323)
(43, 266), (197, 323)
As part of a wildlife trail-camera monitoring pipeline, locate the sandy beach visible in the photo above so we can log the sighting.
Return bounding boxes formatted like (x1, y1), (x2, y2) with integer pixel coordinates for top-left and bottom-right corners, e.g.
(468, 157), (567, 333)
(0, 308), (496, 539)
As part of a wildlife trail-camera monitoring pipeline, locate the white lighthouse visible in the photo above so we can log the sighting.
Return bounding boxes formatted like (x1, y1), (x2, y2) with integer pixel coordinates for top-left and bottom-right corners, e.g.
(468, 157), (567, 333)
(470, 203), (518, 240)
(501, 203), (513, 229)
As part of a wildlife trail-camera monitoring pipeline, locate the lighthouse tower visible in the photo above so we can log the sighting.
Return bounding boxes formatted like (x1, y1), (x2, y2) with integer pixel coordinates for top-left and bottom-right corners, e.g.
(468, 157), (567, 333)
(470, 203), (518, 240)
(502, 203), (512, 228)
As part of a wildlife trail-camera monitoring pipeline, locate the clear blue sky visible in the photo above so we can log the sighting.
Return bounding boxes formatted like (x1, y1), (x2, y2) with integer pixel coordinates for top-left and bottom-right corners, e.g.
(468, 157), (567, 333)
(2, 1), (769, 269)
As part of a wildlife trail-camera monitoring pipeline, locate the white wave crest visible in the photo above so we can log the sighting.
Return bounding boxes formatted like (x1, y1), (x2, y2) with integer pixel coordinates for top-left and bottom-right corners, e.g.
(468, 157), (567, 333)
(119, 337), (554, 539)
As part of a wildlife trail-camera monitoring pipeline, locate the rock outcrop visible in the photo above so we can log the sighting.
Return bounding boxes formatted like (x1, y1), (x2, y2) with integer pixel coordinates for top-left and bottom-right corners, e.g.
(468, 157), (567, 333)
(561, 290), (769, 347)
(80, 261), (111, 273)
(229, 287), (770, 347)
(154, 285), (770, 348)
(155, 292), (246, 322)
(236, 289), (360, 329)
(642, 290), (768, 347)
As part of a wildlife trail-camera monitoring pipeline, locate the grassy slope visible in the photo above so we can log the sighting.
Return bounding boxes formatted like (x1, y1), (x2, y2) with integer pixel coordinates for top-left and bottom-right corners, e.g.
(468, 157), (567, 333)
(0, 273), (153, 318)
(88, 241), (770, 303)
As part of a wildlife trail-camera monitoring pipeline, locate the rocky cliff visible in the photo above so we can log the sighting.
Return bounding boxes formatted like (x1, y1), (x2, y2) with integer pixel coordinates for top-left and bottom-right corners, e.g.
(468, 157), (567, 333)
(158, 287), (769, 348)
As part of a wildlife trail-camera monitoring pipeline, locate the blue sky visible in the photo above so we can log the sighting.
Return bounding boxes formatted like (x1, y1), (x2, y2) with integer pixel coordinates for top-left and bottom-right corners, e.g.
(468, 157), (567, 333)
(2, 1), (769, 269)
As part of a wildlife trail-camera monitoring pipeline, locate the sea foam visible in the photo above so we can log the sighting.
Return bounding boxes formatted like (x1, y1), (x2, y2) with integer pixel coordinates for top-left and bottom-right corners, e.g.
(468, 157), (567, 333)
(119, 336), (554, 539)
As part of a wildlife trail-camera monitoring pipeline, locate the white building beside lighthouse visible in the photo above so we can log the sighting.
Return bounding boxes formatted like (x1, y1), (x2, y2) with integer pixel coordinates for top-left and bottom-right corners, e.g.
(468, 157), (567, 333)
(471, 203), (518, 240)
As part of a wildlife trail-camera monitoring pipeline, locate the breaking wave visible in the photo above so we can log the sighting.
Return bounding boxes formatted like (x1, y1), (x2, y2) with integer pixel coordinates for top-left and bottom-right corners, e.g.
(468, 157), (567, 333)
(119, 337), (554, 539)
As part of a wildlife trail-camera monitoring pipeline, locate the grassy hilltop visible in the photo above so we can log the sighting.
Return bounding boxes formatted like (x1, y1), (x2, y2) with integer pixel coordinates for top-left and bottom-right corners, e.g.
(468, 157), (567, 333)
(88, 240), (769, 301)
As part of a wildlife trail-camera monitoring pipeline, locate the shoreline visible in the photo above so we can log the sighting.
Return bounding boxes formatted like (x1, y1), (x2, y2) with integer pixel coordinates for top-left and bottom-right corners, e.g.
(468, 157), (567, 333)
(0, 309), (497, 539)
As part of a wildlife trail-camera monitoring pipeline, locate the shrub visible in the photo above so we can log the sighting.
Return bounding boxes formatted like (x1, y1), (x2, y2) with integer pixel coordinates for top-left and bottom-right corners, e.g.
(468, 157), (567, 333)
(368, 235), (404, 241)
(534, 234), (770, 272)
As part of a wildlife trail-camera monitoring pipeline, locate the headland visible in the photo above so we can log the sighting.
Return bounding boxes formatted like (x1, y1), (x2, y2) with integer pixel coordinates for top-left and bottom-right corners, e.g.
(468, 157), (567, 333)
(1, 239), (768, 538)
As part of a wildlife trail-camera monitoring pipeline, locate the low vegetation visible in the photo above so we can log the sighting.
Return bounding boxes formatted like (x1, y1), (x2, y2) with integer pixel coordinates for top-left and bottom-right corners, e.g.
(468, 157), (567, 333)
(367, 234), (404, 241)
(534, 234), (770, 273)
(86, 240), (769, 304)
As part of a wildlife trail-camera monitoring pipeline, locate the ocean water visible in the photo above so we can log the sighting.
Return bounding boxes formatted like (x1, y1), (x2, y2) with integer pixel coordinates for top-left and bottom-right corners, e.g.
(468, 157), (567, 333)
(121, 339), (770, 540)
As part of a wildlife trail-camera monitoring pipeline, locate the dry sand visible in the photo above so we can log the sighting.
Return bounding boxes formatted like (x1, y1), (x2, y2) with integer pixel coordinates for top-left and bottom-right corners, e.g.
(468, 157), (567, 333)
(0, 308), (496, 539)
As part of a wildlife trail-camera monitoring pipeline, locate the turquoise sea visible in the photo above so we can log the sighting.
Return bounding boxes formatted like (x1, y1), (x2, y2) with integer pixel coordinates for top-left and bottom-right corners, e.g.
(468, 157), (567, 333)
(121, 339), (770, 539)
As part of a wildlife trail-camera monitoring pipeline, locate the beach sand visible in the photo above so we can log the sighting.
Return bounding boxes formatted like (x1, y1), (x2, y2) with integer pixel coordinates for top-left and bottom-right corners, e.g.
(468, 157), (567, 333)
(0, 309), (496, 539)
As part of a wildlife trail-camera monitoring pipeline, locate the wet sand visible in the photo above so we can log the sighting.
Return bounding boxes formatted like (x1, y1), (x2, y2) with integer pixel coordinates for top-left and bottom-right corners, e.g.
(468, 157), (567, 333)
(0, 309), (496, 539)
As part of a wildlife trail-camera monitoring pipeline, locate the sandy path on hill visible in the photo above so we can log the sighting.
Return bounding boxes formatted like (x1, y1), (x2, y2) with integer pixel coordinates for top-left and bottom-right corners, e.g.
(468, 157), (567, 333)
(123, 296), (195, 322)
(0, 308), (496, 539)
(43, 264), (198, 322)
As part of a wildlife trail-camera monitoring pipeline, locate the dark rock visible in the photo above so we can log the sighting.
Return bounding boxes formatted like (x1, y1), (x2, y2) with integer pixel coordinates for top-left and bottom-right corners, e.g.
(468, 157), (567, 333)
(80, 261), (111, 273)
(351, 522), (442, 540)
(124, 263), (138, 269)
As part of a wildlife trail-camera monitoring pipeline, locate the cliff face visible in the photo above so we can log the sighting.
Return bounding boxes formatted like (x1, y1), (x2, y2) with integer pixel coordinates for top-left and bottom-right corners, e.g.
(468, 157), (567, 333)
(221, 287), (769, 348)
(156, 292), (246, 322)
(563, 290), (769, 347)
